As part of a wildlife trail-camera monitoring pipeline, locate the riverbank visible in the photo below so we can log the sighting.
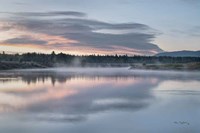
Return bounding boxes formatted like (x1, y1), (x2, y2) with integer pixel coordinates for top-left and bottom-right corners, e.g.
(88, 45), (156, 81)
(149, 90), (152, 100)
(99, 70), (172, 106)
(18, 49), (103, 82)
(130, 62), (200, 71)
(0, 61), (200, 71)
(0, 61), (46, 70)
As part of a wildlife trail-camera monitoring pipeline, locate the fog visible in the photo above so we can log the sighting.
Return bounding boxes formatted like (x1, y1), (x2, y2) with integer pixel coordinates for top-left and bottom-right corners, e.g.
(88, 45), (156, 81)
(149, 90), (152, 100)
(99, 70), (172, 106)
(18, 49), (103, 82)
(2, 67), (200, 85)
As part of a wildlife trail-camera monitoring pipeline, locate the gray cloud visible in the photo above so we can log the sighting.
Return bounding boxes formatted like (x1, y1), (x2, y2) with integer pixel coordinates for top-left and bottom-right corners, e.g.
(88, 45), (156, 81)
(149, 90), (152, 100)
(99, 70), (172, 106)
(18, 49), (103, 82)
(14, 2), (29, 6)
(1, 11), (86, 17)
(0, 11), (163, 55)
(188, 26), (200, 37)
(0, 25), (12, 31)
(170, 26), (200, 37)
(62, 32), (159, 50)
(3, 36), (47, 45)
(31, 115), (86, 123)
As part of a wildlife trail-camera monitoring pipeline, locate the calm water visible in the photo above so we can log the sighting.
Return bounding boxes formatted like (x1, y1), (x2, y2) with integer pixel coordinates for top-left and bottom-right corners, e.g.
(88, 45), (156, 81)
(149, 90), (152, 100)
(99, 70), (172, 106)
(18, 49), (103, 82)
(0, 68), (200, 133)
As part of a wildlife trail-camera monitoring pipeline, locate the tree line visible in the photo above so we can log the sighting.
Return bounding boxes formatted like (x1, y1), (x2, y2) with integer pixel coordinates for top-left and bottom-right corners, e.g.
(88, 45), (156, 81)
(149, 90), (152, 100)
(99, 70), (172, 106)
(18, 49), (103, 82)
(0, 51), (200, 67)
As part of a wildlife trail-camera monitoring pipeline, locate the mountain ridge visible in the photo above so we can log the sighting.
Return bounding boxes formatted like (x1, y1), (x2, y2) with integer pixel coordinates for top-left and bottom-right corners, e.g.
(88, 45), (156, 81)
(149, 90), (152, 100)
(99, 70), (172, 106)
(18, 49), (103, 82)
(155, 50), (200, 57)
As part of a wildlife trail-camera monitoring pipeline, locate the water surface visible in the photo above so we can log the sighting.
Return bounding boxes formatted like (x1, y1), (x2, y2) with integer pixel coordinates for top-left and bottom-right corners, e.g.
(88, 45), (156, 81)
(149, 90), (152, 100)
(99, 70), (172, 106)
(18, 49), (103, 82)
(0, 68), (200, 133)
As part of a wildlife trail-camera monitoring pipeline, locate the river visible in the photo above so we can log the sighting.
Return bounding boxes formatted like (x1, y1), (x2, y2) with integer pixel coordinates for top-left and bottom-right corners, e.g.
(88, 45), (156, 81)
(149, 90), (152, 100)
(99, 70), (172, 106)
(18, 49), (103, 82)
(0, 68), (200, 133)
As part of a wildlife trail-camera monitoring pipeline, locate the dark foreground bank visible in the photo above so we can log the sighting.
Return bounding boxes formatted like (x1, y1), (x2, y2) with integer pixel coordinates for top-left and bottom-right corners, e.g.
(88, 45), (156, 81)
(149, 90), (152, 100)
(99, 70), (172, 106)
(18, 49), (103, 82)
(0, 61), (46, 70)
(130, 62), (200, 71)
(0, 61), (200, 71)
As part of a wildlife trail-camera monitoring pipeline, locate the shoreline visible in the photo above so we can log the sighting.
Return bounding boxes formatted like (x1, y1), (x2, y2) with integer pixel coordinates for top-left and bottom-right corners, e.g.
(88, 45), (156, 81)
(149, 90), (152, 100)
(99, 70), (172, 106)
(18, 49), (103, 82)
(0, 62), (200, 72)
(129, 62), (200, 71)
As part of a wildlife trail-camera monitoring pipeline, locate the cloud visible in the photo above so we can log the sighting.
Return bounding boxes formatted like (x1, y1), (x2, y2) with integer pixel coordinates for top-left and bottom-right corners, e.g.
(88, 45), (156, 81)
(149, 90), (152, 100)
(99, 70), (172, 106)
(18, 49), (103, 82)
(188, 26), (200, 37)
(31, 114), (86, 123)
(1, 11), (86, 17)
(3, 36), (47, 45)
(0, 25), (12, 31)
(13, 2), (29, 6)
(170, 26), (200, 37)
(0, 11), (163, 55)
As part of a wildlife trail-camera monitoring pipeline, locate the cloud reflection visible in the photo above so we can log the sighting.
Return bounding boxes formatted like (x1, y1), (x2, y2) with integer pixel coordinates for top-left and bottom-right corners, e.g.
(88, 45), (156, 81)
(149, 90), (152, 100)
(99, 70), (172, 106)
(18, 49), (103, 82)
(0, 68), (160, 122)
(0, 68), (200, 123)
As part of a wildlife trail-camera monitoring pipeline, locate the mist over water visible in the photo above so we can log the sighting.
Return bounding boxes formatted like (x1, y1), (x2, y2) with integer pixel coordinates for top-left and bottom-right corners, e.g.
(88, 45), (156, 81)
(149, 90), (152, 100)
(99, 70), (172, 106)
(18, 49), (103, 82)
(0, 68), (200, 133)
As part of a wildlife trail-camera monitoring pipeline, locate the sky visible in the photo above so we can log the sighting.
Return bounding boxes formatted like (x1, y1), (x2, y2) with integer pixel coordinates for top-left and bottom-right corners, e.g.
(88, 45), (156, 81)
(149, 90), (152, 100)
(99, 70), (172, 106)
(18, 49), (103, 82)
(0, 0), (199, 55)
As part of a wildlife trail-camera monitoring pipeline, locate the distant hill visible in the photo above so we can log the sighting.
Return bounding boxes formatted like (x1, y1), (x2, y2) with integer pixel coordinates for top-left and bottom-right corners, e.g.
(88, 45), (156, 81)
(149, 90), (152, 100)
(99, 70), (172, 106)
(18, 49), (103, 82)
(155, 50), (200, 57)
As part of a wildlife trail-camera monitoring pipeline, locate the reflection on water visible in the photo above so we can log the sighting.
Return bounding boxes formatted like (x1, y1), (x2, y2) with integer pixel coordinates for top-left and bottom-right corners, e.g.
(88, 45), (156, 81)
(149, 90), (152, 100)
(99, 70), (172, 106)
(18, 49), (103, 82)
(0, 68), (200, 133)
